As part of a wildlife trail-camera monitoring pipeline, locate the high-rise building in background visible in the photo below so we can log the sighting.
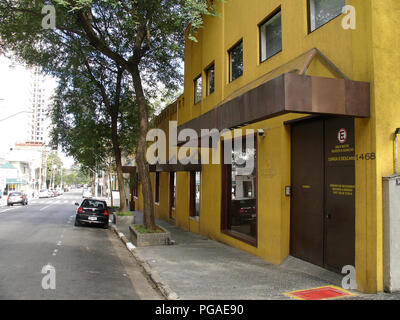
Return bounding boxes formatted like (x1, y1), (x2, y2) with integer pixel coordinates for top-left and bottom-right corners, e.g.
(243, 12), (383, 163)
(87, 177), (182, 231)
(29, 65), (52, 144)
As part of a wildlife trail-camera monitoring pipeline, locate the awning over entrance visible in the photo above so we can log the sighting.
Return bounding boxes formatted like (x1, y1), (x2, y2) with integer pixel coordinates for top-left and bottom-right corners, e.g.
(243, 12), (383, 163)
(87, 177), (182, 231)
(6, 178), (28, 185)
(178, 48), (370, 136)
(149, 164), (202, 172)
(122, 164), (202, 174)
(122, 166), (136, 174)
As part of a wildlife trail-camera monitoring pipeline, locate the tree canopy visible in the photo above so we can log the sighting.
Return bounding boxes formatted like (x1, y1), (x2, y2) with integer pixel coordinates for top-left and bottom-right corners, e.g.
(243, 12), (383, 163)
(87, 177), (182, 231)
(0, 0), (222, 229)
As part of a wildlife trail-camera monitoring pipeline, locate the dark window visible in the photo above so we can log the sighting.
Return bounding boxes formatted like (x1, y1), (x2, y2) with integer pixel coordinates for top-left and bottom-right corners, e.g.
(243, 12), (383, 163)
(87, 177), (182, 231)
(229, 40), (243, 82)
(206, 64), (215, 95)
(259, 9), (282, 62)
(194, 75), (202, 104)
(190, 171), (201, 217)
(155, 172), (160, 203)
(82, 199), (107, 209)
(308, 0), (345, 32)
(170, 172), (176, 210)
(221, 134), (257, 246)
(133, 173), (139, 197)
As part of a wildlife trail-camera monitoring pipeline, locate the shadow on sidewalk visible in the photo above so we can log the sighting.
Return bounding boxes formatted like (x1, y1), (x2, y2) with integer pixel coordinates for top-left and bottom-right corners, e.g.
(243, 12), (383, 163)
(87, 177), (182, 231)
(119, 211), (351, 300)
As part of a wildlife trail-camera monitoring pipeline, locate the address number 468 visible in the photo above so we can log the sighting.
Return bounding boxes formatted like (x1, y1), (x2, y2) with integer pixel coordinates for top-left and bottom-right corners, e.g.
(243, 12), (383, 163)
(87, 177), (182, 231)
(356, 153), (376, 161)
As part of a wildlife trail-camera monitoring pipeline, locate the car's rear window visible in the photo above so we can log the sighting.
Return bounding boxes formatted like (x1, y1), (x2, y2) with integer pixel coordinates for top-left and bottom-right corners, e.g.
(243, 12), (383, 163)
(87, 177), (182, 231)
(82, 200), (107, 209)
(10, 192), (22, 196)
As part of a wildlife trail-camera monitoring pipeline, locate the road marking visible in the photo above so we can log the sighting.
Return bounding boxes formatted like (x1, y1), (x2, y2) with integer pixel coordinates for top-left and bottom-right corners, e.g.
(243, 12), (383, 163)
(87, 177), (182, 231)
(40, 204), (54, 211)
(0, 207), (17, 213)
(57, 241), (62, 246)
(52, 249), (58, 256)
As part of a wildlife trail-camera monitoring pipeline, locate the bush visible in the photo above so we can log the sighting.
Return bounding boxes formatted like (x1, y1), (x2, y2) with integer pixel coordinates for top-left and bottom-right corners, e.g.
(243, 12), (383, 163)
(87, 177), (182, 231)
(116, 212), (132, 216)
(134, 224), (164, 234)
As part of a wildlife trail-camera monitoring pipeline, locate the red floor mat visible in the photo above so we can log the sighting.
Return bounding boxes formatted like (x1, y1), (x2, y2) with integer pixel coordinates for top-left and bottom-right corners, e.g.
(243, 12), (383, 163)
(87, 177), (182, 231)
(285, 286), (356, 300)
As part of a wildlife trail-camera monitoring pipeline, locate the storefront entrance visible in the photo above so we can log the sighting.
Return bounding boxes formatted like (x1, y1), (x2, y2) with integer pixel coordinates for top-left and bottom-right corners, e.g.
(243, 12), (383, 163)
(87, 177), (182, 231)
(290, 117), (355, 273)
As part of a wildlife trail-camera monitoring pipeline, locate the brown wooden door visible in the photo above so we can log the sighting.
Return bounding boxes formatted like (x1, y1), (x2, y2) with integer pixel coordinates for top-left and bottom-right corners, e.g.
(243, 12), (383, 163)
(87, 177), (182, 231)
(290, 117), (355, 272)
(290, 119), (325, 267)
(324, 118), (355, 272)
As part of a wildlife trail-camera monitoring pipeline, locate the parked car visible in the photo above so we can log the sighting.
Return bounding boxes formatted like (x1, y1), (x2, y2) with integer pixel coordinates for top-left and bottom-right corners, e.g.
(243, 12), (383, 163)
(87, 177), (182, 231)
(39, 189), (52, 198)
(7, 192), (28, 206)
(231, 198), (256, 225)
(74, 199), (109, 228)
(82, 188), (92, 198)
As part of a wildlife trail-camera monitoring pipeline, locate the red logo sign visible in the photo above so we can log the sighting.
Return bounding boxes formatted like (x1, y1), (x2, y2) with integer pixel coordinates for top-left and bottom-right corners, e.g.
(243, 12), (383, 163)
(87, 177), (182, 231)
(338, 128), (347, 144)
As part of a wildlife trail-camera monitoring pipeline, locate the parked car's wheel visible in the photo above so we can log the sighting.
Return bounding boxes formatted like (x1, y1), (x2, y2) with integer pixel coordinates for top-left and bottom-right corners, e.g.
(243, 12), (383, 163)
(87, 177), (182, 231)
(102, 223), (109, 229)
(74, 219), (80, 227)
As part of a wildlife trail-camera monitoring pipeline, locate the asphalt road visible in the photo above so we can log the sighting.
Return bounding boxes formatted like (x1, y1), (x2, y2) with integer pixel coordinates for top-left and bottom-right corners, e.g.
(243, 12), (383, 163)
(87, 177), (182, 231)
(0, 191), (162, 300)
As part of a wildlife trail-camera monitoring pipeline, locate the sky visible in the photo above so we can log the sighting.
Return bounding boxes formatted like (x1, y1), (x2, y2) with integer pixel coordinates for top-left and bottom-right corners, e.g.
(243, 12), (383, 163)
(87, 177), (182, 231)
(0, 54), (74, 168)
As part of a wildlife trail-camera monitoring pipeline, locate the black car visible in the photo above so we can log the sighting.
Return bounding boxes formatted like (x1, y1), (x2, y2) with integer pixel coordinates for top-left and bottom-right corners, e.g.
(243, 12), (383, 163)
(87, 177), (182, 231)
(75, 199), (109, 228)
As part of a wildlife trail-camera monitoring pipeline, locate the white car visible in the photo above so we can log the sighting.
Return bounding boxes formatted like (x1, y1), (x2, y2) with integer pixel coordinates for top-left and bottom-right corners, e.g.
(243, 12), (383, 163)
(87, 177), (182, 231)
(39, 189), (52, 198)
(82, 189), (92, 198)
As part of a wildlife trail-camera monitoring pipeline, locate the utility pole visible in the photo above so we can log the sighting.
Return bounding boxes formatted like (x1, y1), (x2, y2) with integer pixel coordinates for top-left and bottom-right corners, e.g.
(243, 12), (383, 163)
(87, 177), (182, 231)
(60, 168), (63, 190)
(87, 167), (98, 198)
(51, 165), (57, 190)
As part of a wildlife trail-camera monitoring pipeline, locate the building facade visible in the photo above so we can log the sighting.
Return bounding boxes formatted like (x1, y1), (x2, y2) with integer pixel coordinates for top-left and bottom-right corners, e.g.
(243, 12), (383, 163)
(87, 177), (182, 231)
(0, 142), (47, 197)
(135, 0), (400, 293)
(14, 142), (47, 192)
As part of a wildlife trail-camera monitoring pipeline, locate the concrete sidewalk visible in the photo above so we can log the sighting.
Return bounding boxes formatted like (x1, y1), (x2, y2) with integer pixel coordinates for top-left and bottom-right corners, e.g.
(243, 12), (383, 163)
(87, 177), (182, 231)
(112, 211), (392, 300)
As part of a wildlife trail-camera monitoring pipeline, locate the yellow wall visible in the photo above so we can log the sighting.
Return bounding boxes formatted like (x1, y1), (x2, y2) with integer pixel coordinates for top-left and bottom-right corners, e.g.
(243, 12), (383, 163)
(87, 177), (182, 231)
(135, 0), (400, 293)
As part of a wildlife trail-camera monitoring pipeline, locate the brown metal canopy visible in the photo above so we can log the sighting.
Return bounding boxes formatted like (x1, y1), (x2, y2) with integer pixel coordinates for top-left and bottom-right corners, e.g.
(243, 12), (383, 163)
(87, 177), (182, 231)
(178, 48), (370, 137)
(123, 164), (202, 173)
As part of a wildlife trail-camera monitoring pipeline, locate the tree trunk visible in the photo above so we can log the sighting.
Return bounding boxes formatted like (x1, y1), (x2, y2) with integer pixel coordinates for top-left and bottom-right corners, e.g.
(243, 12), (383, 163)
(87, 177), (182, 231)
(129, 65), (156, 230)
(108, 165), (114, 208)
(129, 168), (136, 211)
(111, 113), (128, 213)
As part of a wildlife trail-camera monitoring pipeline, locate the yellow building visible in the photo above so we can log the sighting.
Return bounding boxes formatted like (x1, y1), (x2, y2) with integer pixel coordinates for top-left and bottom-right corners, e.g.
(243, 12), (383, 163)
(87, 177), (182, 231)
(135, 0), (400, 294)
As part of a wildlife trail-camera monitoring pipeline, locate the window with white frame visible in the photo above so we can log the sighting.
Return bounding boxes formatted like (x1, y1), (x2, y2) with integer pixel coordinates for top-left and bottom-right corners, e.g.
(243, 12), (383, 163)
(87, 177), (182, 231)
(260, 9), (282, 62)
(309, 0), (345, 32)
(194, 75), (202, 104)
(229, 40), (243, 82)
(206, 64), (215, 96)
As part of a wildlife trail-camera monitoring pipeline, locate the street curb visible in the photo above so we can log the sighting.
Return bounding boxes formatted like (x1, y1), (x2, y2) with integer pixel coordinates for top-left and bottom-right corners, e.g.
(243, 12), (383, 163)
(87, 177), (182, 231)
(110, 224), (180, 300)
